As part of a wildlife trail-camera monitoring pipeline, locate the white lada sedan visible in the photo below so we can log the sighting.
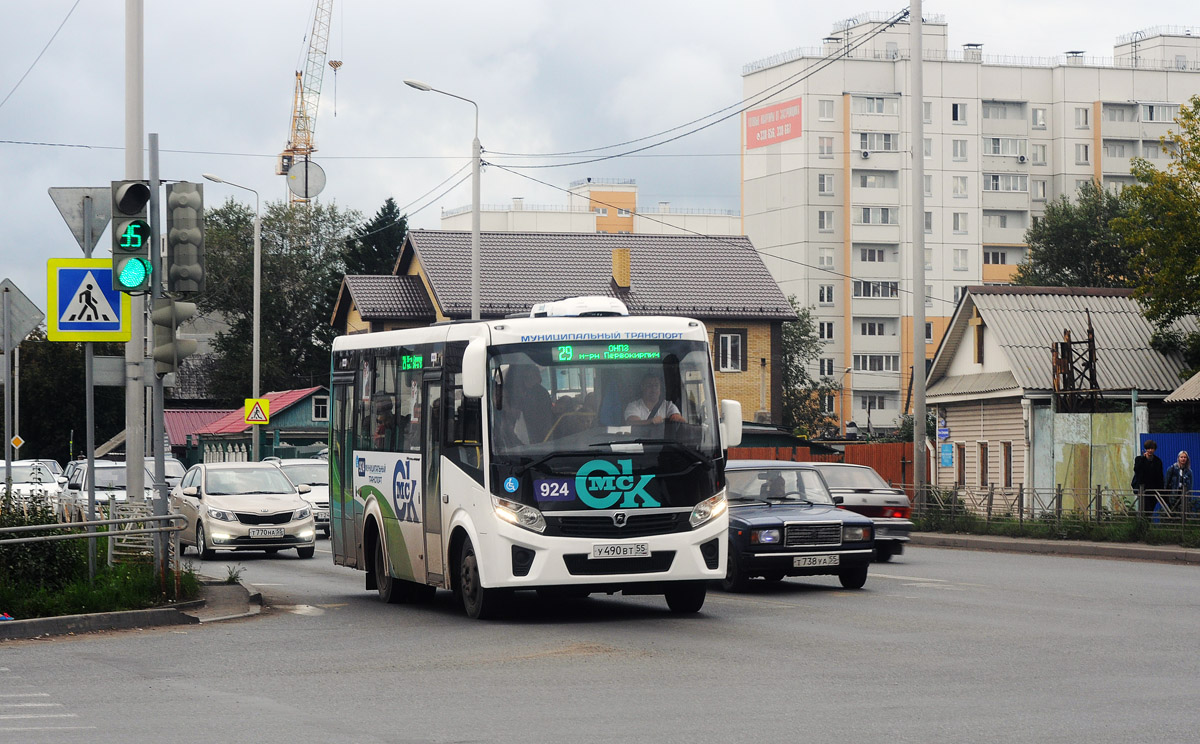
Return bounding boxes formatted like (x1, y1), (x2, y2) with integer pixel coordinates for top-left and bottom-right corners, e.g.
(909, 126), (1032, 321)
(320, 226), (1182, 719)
(171, 462), (317, 559)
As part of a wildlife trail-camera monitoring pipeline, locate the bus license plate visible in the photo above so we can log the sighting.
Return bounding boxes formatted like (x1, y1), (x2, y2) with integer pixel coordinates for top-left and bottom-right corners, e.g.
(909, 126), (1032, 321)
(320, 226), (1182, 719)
(794, 554), (839, 567)
(248, 527), (285, 538)
(591, 543), (649, 559)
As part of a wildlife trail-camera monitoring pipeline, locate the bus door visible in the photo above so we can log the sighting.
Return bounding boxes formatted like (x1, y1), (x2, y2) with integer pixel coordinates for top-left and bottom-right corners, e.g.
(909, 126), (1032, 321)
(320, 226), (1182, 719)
(331, 379), (357, 566)
(422, 377), (445, 583)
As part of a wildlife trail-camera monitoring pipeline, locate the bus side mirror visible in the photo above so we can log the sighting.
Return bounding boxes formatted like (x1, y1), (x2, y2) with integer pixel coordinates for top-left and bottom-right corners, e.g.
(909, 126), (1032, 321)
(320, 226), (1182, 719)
(462, 337), (487, 399)
(720, 400), (742, 448)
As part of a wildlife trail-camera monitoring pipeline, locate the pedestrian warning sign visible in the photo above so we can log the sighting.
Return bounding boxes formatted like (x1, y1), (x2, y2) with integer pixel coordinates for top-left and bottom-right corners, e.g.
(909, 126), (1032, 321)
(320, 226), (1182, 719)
(47, 258), (131, 342)
(245, 398), (270, 425)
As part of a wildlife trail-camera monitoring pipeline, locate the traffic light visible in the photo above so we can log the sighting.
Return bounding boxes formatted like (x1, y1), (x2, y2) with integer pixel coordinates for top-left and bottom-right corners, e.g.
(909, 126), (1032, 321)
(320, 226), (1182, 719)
(165, 182), (205, 294)
(110, 180), (153, 292)
(151, 297), (198, 375)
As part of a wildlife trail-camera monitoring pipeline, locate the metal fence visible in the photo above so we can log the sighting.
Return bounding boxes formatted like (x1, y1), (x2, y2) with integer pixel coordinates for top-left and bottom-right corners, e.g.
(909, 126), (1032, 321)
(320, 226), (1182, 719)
(907, 483), (1199, 532)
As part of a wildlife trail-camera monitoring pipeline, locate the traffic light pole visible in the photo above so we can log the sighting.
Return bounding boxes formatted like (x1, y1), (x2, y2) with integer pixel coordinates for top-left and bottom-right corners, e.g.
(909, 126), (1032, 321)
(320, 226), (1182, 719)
(124, 0), (145, 510)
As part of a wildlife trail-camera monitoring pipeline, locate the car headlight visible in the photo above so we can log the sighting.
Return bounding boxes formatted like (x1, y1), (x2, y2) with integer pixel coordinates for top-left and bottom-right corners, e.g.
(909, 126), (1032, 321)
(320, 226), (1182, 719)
(294, 506), (312, 520)
(689, 492), (728, 529)
(207, 507), (237, 522)
(843, 525), (872, 542)
(750, 529), (781, 544)
(492, 495), (546, 533)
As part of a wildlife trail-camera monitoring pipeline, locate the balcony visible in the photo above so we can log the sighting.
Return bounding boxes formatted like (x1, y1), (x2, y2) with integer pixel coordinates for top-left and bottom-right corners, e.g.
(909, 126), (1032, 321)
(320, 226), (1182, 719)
(852, 149), (903, 170)
(982, 263), (1018, 283)
(980, 154), (1029, 172)
(980, 118), (1029, 137)
(849, 223), (901, 243)
(981, 224), (1028, 244)
(981, 190), (1031, 211)
(851, 186), (900, 205)
(1102, 155), (1134, 176)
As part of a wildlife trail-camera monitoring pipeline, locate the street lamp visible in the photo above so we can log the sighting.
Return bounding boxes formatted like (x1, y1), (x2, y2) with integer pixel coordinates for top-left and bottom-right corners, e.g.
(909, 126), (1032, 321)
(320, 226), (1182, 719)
(202, 173), (262, 460)
(404, 78), (481, 320)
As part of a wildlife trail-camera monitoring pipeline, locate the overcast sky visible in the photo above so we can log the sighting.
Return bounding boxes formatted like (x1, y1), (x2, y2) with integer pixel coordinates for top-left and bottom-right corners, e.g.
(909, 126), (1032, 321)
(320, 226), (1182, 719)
(2, 0), (1196, 319)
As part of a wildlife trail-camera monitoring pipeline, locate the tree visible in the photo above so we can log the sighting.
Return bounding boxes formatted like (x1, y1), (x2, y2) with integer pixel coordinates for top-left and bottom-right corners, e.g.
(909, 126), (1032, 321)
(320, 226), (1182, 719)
(780, 298), (840, 437)
(344, 198), (407, 276)
(197, 198), (362, 401)
(1012, 180), (1135, 288)
(1114, 96), (1200, 332)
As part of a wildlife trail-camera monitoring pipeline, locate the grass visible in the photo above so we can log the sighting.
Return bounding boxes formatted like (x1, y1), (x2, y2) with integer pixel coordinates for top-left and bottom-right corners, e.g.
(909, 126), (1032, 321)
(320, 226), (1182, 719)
(0, 561), (201, 621)
(912, 511), (1200, 548)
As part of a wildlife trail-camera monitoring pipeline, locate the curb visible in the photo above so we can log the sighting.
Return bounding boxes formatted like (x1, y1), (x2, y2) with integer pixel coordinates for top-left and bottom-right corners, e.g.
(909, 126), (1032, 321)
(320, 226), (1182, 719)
(910, 533), (1200, 565)
(193, 580), (263, 623)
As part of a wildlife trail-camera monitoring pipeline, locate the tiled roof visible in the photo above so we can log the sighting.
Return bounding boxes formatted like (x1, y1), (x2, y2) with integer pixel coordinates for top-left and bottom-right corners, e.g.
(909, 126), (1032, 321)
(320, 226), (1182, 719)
(929, 286), (1197, 395)
(405, 230), (795, 321)
(343, 275), (435, 320)
(926, 371), (1019, 399)
(164, 409), (233, 446)
(196, 387), (325, 436)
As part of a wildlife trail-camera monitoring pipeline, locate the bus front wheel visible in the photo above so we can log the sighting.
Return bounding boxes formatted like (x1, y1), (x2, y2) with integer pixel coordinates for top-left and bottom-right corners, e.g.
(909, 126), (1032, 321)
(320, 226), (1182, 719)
(665, 582), (707, 614)
(458, 538), (503, 619)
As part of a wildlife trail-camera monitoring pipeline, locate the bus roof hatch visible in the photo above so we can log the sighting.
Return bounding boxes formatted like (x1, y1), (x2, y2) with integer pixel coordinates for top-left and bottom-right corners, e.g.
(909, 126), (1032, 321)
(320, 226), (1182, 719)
(529, 296), (629, 318)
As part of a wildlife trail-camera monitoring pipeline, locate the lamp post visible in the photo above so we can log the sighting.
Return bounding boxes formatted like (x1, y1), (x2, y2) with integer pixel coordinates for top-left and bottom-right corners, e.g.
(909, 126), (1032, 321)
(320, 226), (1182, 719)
(202, 173), (262, 460)
(404, 78), (481, 320)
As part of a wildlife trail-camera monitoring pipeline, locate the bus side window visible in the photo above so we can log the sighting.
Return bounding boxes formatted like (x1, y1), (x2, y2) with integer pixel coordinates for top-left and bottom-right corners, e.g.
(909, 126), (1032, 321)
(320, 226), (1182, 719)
(444, 342), (484, 484)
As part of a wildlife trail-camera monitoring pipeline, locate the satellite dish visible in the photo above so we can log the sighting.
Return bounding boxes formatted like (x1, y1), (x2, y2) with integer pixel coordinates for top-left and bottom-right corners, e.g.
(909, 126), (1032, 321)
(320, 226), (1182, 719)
(286, 160), (327, 199)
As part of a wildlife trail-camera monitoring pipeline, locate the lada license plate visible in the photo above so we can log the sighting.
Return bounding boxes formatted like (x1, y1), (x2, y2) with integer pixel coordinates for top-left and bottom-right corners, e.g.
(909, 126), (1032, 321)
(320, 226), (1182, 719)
(591, 542), (649, 559)
(248, 527), (285, 538)
(794, 554), (839, 567)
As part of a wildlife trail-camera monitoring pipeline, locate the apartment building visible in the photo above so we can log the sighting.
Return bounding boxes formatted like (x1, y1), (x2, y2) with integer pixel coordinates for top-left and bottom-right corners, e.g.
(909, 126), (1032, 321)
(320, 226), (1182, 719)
(741, 12), (1200, 433)
(440, 178), (743, 236)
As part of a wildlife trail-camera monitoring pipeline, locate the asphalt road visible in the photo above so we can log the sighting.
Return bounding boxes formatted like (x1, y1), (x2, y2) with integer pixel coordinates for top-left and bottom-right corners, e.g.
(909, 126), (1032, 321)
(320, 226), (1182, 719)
(4, 542), (1200, 743)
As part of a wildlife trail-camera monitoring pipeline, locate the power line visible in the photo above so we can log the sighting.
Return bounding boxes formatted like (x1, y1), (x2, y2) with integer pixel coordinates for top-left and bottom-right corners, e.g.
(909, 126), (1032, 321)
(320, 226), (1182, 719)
(0, 0), (82, 113)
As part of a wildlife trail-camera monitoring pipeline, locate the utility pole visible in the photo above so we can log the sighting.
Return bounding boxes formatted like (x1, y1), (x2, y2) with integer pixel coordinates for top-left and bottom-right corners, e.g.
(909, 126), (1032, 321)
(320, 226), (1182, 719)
(125, 0), (145, 500)
(910, 0), (928, 501)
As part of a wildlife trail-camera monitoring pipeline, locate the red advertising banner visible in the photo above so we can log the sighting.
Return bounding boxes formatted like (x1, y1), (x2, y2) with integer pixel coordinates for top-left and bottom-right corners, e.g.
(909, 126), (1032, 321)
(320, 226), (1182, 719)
(745, 98), (803, 149)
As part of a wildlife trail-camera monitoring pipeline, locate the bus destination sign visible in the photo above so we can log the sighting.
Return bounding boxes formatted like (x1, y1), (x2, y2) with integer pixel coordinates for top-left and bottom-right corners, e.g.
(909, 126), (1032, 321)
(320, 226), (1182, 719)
(553, 344), (662, 363)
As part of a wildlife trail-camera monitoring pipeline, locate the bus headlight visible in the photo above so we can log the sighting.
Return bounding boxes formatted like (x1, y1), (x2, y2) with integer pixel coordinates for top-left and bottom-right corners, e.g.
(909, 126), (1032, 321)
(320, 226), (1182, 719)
(689, 492), (727, 529)
(492, 495), (546, 534)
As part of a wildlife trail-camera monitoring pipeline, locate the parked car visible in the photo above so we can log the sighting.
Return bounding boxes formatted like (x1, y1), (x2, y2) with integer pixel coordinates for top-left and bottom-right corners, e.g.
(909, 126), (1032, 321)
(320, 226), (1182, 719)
(272, 458), (330, 537)
(807, 463), (914, 562)
(144, 456), (187, 489)
(6, 461), (64, 511)
(720, 460), (875, 592)
(171, 462), (317, 559)
(61, 461), (157, 519)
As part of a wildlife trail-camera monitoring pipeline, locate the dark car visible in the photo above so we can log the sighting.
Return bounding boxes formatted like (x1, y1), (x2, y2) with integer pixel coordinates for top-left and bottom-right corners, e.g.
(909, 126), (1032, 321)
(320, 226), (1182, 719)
(807, 463), (913, 562)
(720, 460), (875, 592)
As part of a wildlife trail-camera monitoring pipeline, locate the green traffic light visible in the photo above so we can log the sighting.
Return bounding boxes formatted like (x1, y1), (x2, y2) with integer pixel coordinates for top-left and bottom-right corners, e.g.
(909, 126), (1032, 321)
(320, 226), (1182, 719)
(117, 257), (150, 289)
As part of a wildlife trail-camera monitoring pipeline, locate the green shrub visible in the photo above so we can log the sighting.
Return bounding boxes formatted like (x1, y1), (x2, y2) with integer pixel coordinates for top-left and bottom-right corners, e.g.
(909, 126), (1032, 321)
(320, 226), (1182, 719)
(0, 562), (200, 619)
(0, 490), (86, 591)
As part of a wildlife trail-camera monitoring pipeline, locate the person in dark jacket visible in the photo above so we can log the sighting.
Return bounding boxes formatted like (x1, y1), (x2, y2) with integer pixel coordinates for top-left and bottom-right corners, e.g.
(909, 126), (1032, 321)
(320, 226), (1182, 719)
(1131, 440), (1165, 516)
(1162, 450), (1194, 519)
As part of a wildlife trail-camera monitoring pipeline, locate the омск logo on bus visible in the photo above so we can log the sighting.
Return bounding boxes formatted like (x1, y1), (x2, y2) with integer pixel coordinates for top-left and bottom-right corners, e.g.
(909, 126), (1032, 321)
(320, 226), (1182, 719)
(575, 459), (661, 509)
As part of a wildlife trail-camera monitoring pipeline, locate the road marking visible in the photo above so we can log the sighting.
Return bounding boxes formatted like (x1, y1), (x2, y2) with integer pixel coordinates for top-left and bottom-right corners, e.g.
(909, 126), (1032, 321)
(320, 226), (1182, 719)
(0, 703), (63, 709)
(0, 714), (77, 720)
(0, 726), (97, 732)
(872, 573), (948, 582)
(0, 694), (49, 699)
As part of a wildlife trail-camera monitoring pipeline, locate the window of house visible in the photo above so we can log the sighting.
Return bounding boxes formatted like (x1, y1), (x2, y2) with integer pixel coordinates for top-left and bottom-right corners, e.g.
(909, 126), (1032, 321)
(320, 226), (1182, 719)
(853, 354), (900, 372)
(985, 137), (1026, 157)
(853, 280), (899, 298)
(952, 139), (968, 160)
(819, 99), (835, 120)
(819, 358), (836, 377)
(311, 394), (329, 422)
(978, 442), (990, 487)
(859, 247), (889, 262)
(853, 96), (897, 114)
(819, 322), (834, 341)
(982, 103), (1006, 119)
(924, 211), (933, 234)
(984, 250), (1008, 265)
(819, 136), (834, 157)
(1142, 103), (1179, 122)
(819, 247), (835, 267)
(953, 175), (968, 197)
(953, 285), (968, 303)
(925, 247), (933, 269)
(924, 174), (933, 196)
(1076, 179), (1092, 192)
(1033, 179), (1047, 200)
(953, 212), (968, 234)
(925, 322), (934, 344)
(861, 394), (887, 411)
(617, 208), (632, 217)
(1075, 143), (1090, 164)
(1144, 142), (1161, 158)
(1002, 441), (1013, 488)
(822, 394), (836, 413)
(1075, 107), (1090, 128)
(818, 173), (835, 194)
(859, 132), (897, 151)
(953, 247), (969, 270)
(983, 174), (1028, 192)
(924, 138), (932, 158)
(1032, 107), (1046, 129)
(818, 210), (834, 232)
(857, 207), (895, 225)
(1103, 141), (1128, 157)
(860, 321), (886, 336)
(594, 207), (608, 216)
(819, 284), (835, 304)
(1031, 143), (1047, 164)
(926, 284), (934, 307)
(716, 331), (745, 372)
(858, 172), (897, 188)
(952, 103), (968, 124)
(923, 101), (932, 123)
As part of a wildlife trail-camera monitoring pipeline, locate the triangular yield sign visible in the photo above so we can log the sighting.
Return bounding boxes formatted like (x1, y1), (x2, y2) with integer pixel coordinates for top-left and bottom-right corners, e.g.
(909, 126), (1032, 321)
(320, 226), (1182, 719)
(59, 271), (118, 323)
(246, 402), (268, 422)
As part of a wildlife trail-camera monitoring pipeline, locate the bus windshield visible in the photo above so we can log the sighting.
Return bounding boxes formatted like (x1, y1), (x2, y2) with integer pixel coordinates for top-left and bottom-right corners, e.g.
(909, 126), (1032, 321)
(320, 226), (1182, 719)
(487, 339), (720, 460)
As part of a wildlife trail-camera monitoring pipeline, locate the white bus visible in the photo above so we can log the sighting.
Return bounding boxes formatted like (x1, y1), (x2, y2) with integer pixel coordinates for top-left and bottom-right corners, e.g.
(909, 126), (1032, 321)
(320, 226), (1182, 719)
(329, 296), (741, 618)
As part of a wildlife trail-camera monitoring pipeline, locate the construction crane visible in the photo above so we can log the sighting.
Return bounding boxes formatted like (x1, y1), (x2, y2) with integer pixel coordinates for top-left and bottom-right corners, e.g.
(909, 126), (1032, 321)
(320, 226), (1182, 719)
(276, 0), (341, 183)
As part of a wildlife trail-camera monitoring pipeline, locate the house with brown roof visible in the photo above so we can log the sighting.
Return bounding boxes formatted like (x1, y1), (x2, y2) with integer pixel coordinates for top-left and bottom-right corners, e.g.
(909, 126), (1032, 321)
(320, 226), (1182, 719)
(925, 286), (1197, 505)
(330, 230), (796, 422)
(192, 386), (329, 463)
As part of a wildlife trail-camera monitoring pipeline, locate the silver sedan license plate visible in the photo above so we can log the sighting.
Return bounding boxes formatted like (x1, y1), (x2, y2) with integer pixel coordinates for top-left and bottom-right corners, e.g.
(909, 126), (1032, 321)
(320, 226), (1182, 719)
(591, 542), (649, 559)
(794, 554), (839, 567)
(248, 527), (285, 538)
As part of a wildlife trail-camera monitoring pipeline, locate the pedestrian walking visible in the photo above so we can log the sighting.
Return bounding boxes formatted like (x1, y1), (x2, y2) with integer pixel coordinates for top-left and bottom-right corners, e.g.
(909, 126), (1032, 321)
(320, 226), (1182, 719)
(1131, 439), (1165, 516)
(1162, 450), (1195, 520)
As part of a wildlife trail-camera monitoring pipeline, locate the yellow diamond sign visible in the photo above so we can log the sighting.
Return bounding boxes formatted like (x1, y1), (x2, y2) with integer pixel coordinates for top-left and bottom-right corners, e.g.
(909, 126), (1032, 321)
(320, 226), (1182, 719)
(244, 398), (270, 425)
(10, 435), (24, 449)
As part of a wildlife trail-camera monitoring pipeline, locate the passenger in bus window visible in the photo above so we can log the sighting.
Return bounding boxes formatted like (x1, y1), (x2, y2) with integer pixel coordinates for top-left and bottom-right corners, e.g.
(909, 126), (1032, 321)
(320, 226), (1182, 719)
(373, 399), (396, 449)
(502, 365), (554, 444)
(625, 374), (684, 425)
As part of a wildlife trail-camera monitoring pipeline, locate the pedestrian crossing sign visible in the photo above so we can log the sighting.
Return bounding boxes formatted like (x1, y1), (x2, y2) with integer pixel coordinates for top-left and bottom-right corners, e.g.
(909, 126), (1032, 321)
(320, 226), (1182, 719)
(245, 398), (270, 425)
(47, 258), (131, 341)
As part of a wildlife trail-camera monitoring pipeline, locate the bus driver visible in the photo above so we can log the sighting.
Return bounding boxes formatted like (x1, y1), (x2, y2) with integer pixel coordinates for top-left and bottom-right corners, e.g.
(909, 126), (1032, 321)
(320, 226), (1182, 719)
(625, 373), (684, 425)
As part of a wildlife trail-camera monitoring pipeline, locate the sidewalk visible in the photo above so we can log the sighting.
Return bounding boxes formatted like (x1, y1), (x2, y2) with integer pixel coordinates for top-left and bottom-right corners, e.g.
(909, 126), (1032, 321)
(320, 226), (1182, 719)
(910, 532), (1200, 565)
(0, 576), (261, 642)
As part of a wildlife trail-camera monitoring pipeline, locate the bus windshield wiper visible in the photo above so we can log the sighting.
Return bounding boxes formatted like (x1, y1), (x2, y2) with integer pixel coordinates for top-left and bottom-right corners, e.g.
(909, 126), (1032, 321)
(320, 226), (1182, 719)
(512, 450), (596, 478)
(625, 438), (711, 465)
